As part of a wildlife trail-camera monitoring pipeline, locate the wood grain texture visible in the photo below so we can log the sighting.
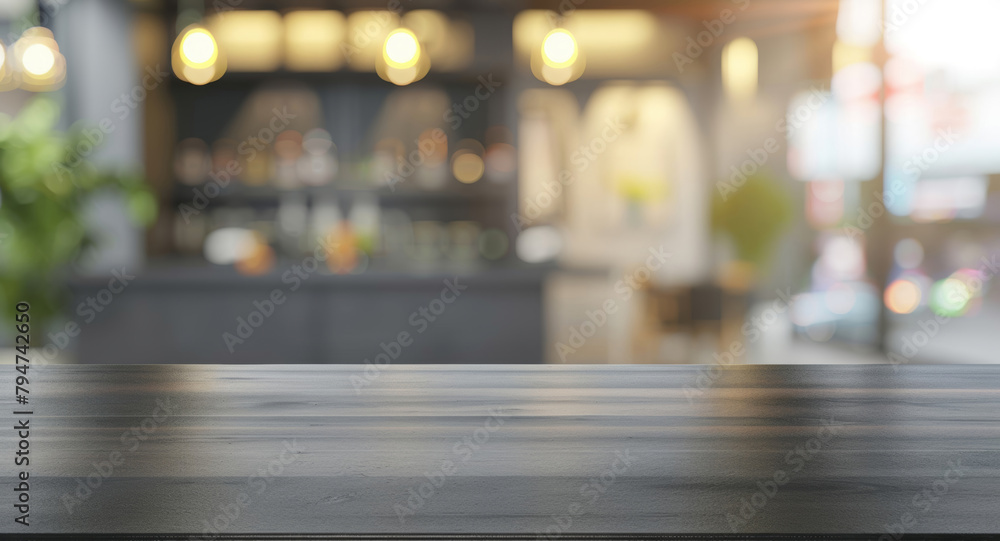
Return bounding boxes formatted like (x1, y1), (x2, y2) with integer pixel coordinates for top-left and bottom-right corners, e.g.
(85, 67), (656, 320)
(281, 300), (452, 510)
(2, 364), (999, 535)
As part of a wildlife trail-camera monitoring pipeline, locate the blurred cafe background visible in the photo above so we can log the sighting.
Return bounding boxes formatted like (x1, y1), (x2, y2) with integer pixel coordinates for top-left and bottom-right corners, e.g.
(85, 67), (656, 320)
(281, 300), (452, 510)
(1, 0), (999, 365)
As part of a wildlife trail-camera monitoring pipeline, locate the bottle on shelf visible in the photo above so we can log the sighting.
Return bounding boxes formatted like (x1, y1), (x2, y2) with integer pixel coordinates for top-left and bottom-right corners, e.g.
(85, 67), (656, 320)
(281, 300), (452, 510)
(349, 194), (381, 256)
(298, 128), (337, 186)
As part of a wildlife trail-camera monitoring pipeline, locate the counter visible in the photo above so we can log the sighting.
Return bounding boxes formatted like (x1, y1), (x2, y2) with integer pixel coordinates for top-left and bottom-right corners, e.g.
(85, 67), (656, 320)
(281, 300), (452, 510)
(2, 364), (998, 538)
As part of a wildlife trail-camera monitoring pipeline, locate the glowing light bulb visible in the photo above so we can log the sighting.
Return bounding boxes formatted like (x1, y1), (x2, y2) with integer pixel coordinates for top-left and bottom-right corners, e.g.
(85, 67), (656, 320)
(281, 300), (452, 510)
(180, 28), (218, 68)
(383, 29), (420, 69)
(22, 43), (55, 76)
(541, 28), (578, 68)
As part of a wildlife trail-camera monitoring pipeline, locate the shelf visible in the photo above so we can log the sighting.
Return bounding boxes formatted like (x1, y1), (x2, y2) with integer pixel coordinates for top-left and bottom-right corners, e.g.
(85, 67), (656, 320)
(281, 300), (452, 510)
(170, 69), (509, 88)
(170, 183), (512, 206)
(68, 259), (556, 288)
(890, 218), (1000, 229)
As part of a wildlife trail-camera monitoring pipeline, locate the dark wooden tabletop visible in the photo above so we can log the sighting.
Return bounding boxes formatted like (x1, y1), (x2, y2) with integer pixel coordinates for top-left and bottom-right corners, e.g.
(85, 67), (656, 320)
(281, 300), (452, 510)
(2, 364), (999, 538)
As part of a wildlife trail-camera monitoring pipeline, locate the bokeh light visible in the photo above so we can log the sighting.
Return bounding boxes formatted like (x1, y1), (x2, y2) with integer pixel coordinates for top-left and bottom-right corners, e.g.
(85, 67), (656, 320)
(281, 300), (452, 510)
(949, 268), (986, 297)
(204, 227), (257, 265)
(516, 226), (563, 263)
(885, 278), (922, 314)
(181, 65), (219, 85)
(541, 29), (578, 68)
(173, 25), (225, 85)
(235, 237), (276, 276)
(180, 28), (218, 67)
(22, 43), (55, 76)
(11, 27), (66, 90)
(384, 28), (420, 69)
(929, 278), (971, 317)
(377, 27), (429, 85)
(722, 37), (758, 101)
(452, 152), (485, 184)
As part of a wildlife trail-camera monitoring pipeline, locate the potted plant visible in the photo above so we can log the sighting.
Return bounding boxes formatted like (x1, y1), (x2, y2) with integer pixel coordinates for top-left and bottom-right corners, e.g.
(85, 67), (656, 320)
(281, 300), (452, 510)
(0, 97), (156, 339)
(710, 171), (792, 290)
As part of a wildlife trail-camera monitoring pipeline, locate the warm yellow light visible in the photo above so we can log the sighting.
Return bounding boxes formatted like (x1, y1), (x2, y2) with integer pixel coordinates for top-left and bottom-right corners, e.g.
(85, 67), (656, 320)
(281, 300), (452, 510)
(208, 11), (283, 71)
(22, 43), (55, 76)
(182, 64), (218, 85)
(885, 279), (921, 314)
(402, 10), (472, 70)
(384, 28), (420, 69)
(385, 66), (419, 85)
(541, 28), (578, 68)
(284, 11), (346, 71)
(345, 11), (400, 71)
(11, 28), (66, 90)
(722, 37), (757, 101)
(180, 28), (218, 68)
(517, 11), (661, 78)
(1, 44), (13, 89)
(540, 64), (574, 85)
(832, 40), (872, 72)
(453, 152), (485, 183)
(172, 24), (225, 85)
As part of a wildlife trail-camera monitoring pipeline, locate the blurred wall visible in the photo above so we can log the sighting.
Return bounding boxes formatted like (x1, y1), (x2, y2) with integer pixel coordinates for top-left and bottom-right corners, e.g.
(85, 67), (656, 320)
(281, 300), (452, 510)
(55, 0), (145, 275)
